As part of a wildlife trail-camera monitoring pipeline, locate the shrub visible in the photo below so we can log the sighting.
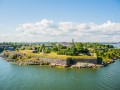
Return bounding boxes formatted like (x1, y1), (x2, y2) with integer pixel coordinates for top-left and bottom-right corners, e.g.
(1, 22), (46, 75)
(45, 48), (51, 53)
(32, 50), (37, 53)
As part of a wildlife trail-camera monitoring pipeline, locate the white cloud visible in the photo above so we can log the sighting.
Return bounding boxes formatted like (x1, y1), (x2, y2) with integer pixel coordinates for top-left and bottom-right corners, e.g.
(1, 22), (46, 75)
(0, 19), (120, 42)
(40, 19), (53, 27)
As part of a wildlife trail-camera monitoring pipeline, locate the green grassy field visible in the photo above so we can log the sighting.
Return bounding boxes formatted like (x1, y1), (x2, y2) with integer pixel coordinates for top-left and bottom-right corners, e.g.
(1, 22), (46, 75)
(19, 50), (96, 60)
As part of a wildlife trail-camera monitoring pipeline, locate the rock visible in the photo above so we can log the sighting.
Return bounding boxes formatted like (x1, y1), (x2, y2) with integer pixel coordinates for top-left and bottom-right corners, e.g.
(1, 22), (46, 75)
(50, 63), (56, 67)
(62, 65), (68, 67)
(71, 65), (77, 68)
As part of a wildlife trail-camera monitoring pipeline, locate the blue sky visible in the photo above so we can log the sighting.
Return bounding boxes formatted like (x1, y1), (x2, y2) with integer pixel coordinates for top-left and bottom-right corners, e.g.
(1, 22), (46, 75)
(0, 0), (120, 42)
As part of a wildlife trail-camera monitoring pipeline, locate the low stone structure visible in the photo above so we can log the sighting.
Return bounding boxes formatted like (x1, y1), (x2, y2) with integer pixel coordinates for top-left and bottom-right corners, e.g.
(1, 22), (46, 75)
(36, 57), (98, 67)
(67, 58), (97, 65)
(38, 58), (68, 67)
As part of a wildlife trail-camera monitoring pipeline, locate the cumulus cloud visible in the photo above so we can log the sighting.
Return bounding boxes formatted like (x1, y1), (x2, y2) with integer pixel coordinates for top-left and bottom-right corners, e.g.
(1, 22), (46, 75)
(0, 19), (120, 42)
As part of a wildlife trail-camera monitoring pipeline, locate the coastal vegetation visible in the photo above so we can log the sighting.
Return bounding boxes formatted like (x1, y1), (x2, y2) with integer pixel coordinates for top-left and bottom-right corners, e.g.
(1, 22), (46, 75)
(0, 42), (120, 68)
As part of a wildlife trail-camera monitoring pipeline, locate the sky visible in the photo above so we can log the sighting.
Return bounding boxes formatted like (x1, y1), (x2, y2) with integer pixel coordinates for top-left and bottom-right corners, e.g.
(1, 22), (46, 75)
(0, 0), (120, 42)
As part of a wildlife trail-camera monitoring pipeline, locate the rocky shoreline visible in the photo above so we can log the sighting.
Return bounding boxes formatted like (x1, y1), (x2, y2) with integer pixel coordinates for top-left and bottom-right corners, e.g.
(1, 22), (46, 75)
(0, 56), (105, 68)
(0, 51), (114, 68)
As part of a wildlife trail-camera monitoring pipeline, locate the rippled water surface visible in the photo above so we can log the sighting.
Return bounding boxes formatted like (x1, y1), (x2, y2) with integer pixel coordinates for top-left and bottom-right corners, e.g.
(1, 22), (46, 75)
(0, 43), (120, 90)
(0, 57), (120, 90)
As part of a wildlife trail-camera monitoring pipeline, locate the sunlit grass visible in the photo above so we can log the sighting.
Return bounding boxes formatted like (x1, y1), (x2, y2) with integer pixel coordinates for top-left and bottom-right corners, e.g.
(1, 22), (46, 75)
(18, 50), (96, 60)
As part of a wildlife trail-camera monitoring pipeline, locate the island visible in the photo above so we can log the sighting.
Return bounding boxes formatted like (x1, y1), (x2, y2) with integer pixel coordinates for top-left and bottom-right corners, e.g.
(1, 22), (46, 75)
(0, 41), (120, 68)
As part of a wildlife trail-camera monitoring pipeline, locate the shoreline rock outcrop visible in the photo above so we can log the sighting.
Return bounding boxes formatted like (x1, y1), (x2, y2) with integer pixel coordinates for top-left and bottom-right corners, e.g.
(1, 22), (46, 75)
(0, 51), (112, 68)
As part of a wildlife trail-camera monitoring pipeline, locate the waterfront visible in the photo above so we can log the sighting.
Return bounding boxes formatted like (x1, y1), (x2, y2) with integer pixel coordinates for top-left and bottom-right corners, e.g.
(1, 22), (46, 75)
(0, 57), (120, 90)
(0, 43), (120, 90)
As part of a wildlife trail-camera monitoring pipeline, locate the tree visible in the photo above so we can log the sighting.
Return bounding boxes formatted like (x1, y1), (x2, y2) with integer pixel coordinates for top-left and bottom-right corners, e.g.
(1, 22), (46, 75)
(38, 46), (42, 52)
(41, 44), (45, 53)
(52, 46), (58, 52)
(71, 47), (78, 56)
(45, 47), (51, 53)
